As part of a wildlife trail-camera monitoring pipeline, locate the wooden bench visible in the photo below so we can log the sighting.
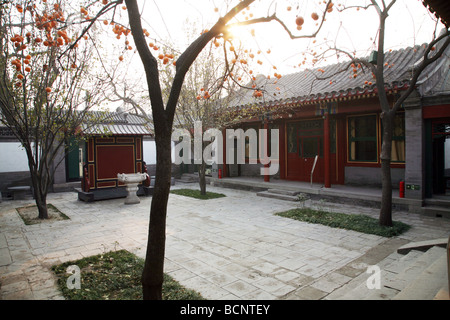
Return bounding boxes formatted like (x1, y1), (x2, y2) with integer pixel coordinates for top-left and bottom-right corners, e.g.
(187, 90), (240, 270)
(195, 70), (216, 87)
(7, 186), (32, 200)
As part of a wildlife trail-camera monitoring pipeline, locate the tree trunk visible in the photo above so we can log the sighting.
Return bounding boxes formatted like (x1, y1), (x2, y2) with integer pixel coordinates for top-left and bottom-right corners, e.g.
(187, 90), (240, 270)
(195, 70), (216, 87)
(124, 0), (257, 300)
(30, 173), (49, 220)
(30, 165), (50, 220)
(379, 112), (394, 227)
(199, 160), (207, 195)
(35, 189), (49, 220)
(25, 146), (50, 220)
(380, 158), (393, 226)
(141, 134), (172, 300)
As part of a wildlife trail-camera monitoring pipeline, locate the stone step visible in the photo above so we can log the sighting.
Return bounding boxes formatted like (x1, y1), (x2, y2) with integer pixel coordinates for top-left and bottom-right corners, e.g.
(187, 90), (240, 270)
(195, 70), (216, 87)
(397, 238), (448, 254)
(362, 285), (400, 300)
(382, 249), (424, 274)
(393, 248), (448, 300)
(433, 288), (450, 300)
(422, 206), (450, 219)
(334, 251), (421, 300)
(383, 246), (446, 292)
(422, 197), (450, 219)
(267, 189), (301, 196)
(256, 191), (299, 201)
(330, 269), (377, 300)
(178, 174), (199, 183)
(53, 181), (81, 193)
(424, 197), (450, 207)
(328, 245), (448, 300)
(323, 239), (409, 300)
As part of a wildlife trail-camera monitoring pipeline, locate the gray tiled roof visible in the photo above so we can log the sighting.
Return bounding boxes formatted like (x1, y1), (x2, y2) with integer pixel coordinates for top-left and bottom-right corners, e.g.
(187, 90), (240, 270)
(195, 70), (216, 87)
(81, 110), (153, 136)
(227, 43), (448, 109)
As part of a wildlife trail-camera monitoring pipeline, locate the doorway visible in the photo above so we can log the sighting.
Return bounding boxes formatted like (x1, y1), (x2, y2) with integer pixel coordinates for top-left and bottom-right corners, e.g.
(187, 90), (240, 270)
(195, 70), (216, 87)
(286, 119), (324, 182)
(66, 137), (84, 181)
(432, 121), (450, 195)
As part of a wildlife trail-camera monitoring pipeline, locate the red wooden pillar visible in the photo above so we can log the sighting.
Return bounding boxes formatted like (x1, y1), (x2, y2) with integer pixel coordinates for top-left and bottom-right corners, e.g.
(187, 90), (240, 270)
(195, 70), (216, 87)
(222, 128), (227, 178)
(324, 114), (331, 188)
(279, 121), (286, 180)
(264, 120), (270, 182)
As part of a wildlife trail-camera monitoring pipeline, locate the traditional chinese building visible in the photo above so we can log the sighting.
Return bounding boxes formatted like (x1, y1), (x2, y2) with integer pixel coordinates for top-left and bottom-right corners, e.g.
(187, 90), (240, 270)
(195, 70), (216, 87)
(218, 40), (450, 210)
(423, 0), (450, 27)
(76, 109), (154, 201)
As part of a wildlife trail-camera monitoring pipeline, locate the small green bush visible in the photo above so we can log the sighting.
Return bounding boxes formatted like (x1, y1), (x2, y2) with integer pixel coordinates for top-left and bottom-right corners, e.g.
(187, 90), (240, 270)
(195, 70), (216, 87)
(52, 250), (204, 300)
(275, 208), (410, 237)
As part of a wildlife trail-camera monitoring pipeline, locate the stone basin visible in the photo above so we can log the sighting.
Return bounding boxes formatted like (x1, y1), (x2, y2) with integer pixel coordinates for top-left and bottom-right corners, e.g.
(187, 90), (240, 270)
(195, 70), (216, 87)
(117, 173), (148, 204)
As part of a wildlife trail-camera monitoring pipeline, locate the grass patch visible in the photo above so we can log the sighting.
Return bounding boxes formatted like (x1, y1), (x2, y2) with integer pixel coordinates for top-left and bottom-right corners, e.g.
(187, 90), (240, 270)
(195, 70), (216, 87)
(171, 188), (226, 200)
(52, 250), (204, 300)
(275, 208), (410, 237)
(16, 203), (69, 225)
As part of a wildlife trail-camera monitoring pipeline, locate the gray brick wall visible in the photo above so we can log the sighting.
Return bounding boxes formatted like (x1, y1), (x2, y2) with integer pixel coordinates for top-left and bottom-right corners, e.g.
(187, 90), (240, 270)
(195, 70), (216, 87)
(344, 166), (404, 188)
(404, 95), (425, 200)
(0, 171), (32, 197)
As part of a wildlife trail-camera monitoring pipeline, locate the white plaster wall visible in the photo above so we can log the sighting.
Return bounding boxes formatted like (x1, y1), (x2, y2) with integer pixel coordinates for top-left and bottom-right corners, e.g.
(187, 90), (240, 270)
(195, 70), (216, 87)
(143, 140), (175, 165)
(1, 140), (175, 172)
(143, 140), (156, 165)
(0, 142), (30, 172)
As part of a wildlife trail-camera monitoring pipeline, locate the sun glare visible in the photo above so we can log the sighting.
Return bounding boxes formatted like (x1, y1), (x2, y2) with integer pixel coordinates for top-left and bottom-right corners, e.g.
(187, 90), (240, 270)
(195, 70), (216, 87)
(226, 25), (248, 43)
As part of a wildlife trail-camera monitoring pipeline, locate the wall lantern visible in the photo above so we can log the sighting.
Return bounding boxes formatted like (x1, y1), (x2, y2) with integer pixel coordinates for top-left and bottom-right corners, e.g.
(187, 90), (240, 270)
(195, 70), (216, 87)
(369, 50), (378, 65)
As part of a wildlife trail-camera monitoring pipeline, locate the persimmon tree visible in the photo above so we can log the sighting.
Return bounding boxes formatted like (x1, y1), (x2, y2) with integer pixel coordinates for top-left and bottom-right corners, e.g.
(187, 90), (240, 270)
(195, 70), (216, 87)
(27, 0), (333, 300)
(295, 1), (450, 226)
(218, 0), (449, 228)
(157, 26), (250, 195)
(0, 0), (110, 219)
(5, 0), (442, 300)
(121, 0), (339, 299)
(363, 1), (449, 226)
(122, 0), (448, 300)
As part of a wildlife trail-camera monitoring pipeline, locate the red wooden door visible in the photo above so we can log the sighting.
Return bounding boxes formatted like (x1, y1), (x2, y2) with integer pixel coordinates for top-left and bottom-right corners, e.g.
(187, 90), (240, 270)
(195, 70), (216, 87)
(286, 120), (324, 182)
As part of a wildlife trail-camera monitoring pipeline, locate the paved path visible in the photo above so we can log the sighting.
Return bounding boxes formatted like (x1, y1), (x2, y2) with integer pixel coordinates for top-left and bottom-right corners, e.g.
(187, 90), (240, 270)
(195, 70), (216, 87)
(1, 184), (449, 300)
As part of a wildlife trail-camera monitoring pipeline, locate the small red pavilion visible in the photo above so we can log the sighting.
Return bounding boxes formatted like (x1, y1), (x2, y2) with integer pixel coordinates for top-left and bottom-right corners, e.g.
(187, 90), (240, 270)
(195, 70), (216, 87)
(78, 109), (153, 201)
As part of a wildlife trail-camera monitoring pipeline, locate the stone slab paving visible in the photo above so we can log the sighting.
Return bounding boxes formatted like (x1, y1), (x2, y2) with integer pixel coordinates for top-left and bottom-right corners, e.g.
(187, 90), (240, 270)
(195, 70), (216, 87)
(0, 183), (449, 300)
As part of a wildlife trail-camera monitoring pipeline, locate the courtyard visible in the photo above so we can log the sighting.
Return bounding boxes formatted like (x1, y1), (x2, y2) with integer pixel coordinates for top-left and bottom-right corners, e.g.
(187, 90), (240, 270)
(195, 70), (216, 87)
(1, 182), (449, 301)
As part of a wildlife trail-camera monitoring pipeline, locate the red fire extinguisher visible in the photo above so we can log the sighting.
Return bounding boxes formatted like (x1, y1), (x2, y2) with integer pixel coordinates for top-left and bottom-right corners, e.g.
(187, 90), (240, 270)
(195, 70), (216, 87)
(399, 180), (405, 198)
(218, 169), (222, 179)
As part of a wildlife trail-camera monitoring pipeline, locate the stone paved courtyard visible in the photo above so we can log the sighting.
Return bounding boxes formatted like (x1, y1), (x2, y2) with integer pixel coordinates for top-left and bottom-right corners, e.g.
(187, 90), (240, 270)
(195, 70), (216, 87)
(1, 183), (449, 300)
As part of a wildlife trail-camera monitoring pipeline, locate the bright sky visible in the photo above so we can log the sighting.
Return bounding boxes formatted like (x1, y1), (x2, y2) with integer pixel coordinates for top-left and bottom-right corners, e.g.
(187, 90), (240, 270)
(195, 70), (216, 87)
(134, 0), (444, 74)
(100, 0), (445, 110)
